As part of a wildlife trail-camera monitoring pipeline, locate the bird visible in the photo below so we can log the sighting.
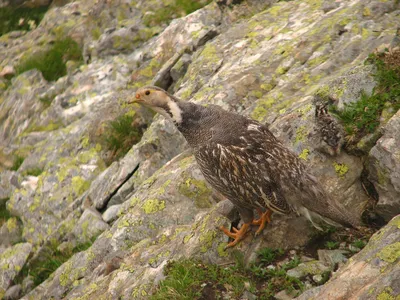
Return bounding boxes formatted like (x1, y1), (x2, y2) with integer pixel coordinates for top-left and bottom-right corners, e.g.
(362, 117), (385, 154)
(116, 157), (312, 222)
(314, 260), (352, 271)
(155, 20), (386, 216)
(312, 95), (344, 156)
(130, 86), (361, 248)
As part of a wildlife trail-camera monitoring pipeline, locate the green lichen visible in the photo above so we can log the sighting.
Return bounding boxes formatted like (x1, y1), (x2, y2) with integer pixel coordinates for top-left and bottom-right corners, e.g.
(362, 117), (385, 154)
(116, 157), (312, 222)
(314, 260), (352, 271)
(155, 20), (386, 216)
(199, 230), (216, 253)
(139, 58), (161, 78)
(178, 177), (212, 208)
(298, 149), (310, 161)
(6, 217), (17, 231)
(183, 233), (194, 244)
(217, 243), (228, 257)
(71, 176), (90, 196)
(251, 97), (276, 121)
(59, 260), (73, 287)
(377, 287), (397, 300)
(333, 162), (349, 178)
(142, 199), (166, 214)
(295, 126), (308, 144)
(200, 43), (220, 64)
(377, 242), (400, 263)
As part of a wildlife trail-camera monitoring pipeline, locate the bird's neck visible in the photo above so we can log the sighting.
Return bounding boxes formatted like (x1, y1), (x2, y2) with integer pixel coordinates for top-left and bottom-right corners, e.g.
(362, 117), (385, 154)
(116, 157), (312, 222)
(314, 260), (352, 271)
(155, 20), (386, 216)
(175, 101), (218, 147)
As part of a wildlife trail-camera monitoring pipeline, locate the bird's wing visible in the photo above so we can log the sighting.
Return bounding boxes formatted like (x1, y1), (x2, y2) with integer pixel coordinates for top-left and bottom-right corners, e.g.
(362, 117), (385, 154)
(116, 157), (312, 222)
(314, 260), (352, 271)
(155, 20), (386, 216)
(195, 121), (293, 214)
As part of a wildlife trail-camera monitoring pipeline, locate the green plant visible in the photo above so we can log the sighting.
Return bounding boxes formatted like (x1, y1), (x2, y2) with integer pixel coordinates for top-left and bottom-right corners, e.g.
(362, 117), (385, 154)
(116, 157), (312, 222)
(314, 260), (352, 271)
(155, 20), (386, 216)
(0, 6), (49, 36)
(16, 37), (83, 81)
(23, 167), (44, 177)
(325, 241), (339, 250)
(351, 239), (366, 249)
(101, 114), (143, 164)
(0, 199), (11, 227)
(143, 0), (211, 27)
(332, 50), (400, 145)
(257, 247), (284, 264)
(10, 155), (24, 171)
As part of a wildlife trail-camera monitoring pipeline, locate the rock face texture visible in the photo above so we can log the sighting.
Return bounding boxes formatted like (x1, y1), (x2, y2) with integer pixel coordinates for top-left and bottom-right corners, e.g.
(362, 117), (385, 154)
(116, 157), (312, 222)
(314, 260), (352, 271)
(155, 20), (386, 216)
(0, 0), (399, 299)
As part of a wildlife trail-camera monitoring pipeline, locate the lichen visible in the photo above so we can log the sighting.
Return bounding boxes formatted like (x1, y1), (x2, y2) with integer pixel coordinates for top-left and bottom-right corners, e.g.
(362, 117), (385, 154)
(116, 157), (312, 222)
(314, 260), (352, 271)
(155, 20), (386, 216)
(199, 230), (216, 253)
(377, 242), (400, 263)
(178, 177), (212, 208)
(332, 162), (349, 178)
(299, 149), (310, 161)
(71, 176), (90, 196)
(6, 217), (17, 231)
(295, 126), (308, 144)
(217, 242), (228, 257)
(377, 287), (397, 300)
(141, 199), (166, 214)
(251, 97), (276, 121)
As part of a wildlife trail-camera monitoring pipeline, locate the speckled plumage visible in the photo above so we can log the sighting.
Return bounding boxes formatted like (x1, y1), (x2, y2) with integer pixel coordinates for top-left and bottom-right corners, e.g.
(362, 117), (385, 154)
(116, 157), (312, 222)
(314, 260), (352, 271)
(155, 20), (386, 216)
(132, 87), (361, 234)
(313, 95), (344, 156)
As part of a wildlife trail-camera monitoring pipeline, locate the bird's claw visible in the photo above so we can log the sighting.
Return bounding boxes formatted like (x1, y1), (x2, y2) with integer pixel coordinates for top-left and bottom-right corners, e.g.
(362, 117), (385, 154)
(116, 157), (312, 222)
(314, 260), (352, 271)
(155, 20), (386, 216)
(219, 223), (250, 249)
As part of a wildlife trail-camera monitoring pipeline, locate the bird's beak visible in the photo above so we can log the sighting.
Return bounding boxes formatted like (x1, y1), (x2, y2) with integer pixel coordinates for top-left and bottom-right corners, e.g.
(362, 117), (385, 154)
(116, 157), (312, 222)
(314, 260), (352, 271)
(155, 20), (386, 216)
(128, 93), (143, 104)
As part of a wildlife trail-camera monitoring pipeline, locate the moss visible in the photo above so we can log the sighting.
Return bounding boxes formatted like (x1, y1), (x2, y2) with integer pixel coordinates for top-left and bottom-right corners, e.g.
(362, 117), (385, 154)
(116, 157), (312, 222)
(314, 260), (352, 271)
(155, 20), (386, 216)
(298, 149), (309, 161)
(295, 126), (308, 144)
(251, 97), (276, 121)
(217, 242), (228, 257)
(142, 199), (166, 214)
(178, 177), (212, 208)
(377, 242), (400, 263)
(332, 162), (349, 178)
(71, 176), (90, 196)
(199, 230), (216, 253)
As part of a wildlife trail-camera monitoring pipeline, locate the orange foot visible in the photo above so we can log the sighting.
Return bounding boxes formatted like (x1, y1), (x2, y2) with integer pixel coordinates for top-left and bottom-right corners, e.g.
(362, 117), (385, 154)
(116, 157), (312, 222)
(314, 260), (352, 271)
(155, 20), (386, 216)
(219, 223), (250, 248)
(252, 208), (272, 236)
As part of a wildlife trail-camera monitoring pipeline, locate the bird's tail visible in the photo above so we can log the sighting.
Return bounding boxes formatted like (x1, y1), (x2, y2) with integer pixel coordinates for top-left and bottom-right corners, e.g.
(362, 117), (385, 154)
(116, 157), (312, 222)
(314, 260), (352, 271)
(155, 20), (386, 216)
(298, 174), (362, 228)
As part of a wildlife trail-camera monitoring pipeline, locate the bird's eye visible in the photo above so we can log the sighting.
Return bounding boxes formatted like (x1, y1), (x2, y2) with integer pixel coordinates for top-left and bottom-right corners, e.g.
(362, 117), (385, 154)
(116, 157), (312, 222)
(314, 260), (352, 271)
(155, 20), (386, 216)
(145, 90), (150, 95)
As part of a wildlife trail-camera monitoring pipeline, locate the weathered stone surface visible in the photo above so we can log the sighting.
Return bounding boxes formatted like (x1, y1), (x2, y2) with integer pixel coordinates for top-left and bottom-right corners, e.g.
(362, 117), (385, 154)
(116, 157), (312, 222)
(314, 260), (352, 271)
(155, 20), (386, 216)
(0, 171), (16, 200)
(367, 110), (400, 221)
(102, 204), (121, 223)
(297, 215), (400, 300)
(0, 243), (32, 295)
(4, 284), (22, 300)
(317, 249), (348, 268)
(287, 260), (330, 279)
(0, 217), (23, 247)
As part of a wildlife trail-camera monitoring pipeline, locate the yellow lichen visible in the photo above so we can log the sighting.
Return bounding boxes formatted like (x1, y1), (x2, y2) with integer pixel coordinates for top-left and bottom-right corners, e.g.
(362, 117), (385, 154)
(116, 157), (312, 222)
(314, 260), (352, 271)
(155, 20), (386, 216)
(141, 199), (166, 214)
(377, 242), (400, 263)
(333, 162), (349, 178)
(299, 149), (310, 161)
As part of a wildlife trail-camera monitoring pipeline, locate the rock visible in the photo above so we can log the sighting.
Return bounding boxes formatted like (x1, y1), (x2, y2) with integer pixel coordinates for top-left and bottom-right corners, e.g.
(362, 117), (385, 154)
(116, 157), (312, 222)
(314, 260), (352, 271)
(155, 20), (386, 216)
(287, 261), (330, 279)
(170, 53), (192, 83)
(321, 1), (340, 13)
(0, 65), (15, 78)
(241, 290), (257, 300)
(296, 215), (400, 300)
(0, 171), (16, 200)
(71, 208), (110, 244)
(275, 289), (296, 300)
(317, 249), (348, 268)
(0, 243), (32, 294)
(367, 110), (400, 221)
(0, 217), (23, 247)
(21, 275), (34, 295)
(4, 284), (22, 300)
(102, 204), (121, 223)
(312, 274), (323, 284)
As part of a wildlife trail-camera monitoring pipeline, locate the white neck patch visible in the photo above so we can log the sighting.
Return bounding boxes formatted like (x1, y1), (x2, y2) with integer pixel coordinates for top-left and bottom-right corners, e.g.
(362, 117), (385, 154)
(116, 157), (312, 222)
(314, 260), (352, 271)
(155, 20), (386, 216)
(167, 100), (182, 124)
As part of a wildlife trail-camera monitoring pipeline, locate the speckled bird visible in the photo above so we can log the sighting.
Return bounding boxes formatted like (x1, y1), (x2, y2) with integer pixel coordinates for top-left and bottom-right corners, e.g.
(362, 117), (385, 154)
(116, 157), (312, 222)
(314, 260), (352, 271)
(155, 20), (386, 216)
(313, 95), (344, 156)
(130, 86), (361, 247)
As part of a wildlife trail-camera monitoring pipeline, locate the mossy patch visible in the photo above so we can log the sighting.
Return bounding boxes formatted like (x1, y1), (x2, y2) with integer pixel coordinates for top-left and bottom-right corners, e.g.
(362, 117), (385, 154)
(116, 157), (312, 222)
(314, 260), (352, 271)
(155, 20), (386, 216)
(142, 199), (166, 214)
(178, 177), (212, 208)
(377, 242), (400, 263)
(16, 37), (83, 81)
(332, 162), (349, 178)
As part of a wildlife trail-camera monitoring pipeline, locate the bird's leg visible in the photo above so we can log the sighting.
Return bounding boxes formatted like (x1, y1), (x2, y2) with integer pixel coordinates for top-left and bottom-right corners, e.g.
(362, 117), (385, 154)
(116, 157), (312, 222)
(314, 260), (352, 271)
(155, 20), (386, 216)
(252, 208), (272, 236)
(219, 223), (251, 248)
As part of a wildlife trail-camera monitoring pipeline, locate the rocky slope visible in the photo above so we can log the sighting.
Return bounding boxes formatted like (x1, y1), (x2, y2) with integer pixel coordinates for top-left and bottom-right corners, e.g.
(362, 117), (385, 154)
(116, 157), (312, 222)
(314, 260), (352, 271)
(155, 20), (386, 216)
(0, 0), (399, 299)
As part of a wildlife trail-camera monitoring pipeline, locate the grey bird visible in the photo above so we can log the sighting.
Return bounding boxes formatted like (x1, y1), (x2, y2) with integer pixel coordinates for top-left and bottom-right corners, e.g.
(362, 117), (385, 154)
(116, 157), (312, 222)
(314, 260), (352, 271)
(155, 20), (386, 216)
(313, 95), (344, 156)
(130, 86), (361, 247)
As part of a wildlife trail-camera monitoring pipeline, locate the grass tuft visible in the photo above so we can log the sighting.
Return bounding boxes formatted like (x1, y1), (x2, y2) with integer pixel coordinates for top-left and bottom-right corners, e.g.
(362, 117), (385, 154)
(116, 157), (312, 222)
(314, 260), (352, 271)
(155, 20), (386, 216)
(100, 114), (144, 165)
(10, 155), (24, 171)
(0, 5), (49, 36)
(16, 37), (83, 81)
(332, 49), (400, 146)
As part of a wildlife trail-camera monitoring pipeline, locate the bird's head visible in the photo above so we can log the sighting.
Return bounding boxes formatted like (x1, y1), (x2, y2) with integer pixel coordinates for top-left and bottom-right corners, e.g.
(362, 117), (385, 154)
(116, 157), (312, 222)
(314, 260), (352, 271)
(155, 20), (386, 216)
(129, 86), (182, 123)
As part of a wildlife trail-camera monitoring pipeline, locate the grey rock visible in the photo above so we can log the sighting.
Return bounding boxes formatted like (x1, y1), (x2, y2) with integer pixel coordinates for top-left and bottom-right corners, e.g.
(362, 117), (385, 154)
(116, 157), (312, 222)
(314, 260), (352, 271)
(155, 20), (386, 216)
(4, 284), (22, 300)
(317, 249), (348, 268)
(21, 275), (35, 295)
(170, 53), (192, 83)
(367, 110), (400, 221)
(287, 261), (330, 279)
(0, 243), (32, 293)
(0, 171), (16, 200)
(0, 217), (23, 247)
(275, 289), (296, 300)
(321, 1), (340, 13)
(241, 290), (257, 300)
(71, 208), (110, 244)
(102, 204), (122, 223)
(296, 215), (400, 300)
